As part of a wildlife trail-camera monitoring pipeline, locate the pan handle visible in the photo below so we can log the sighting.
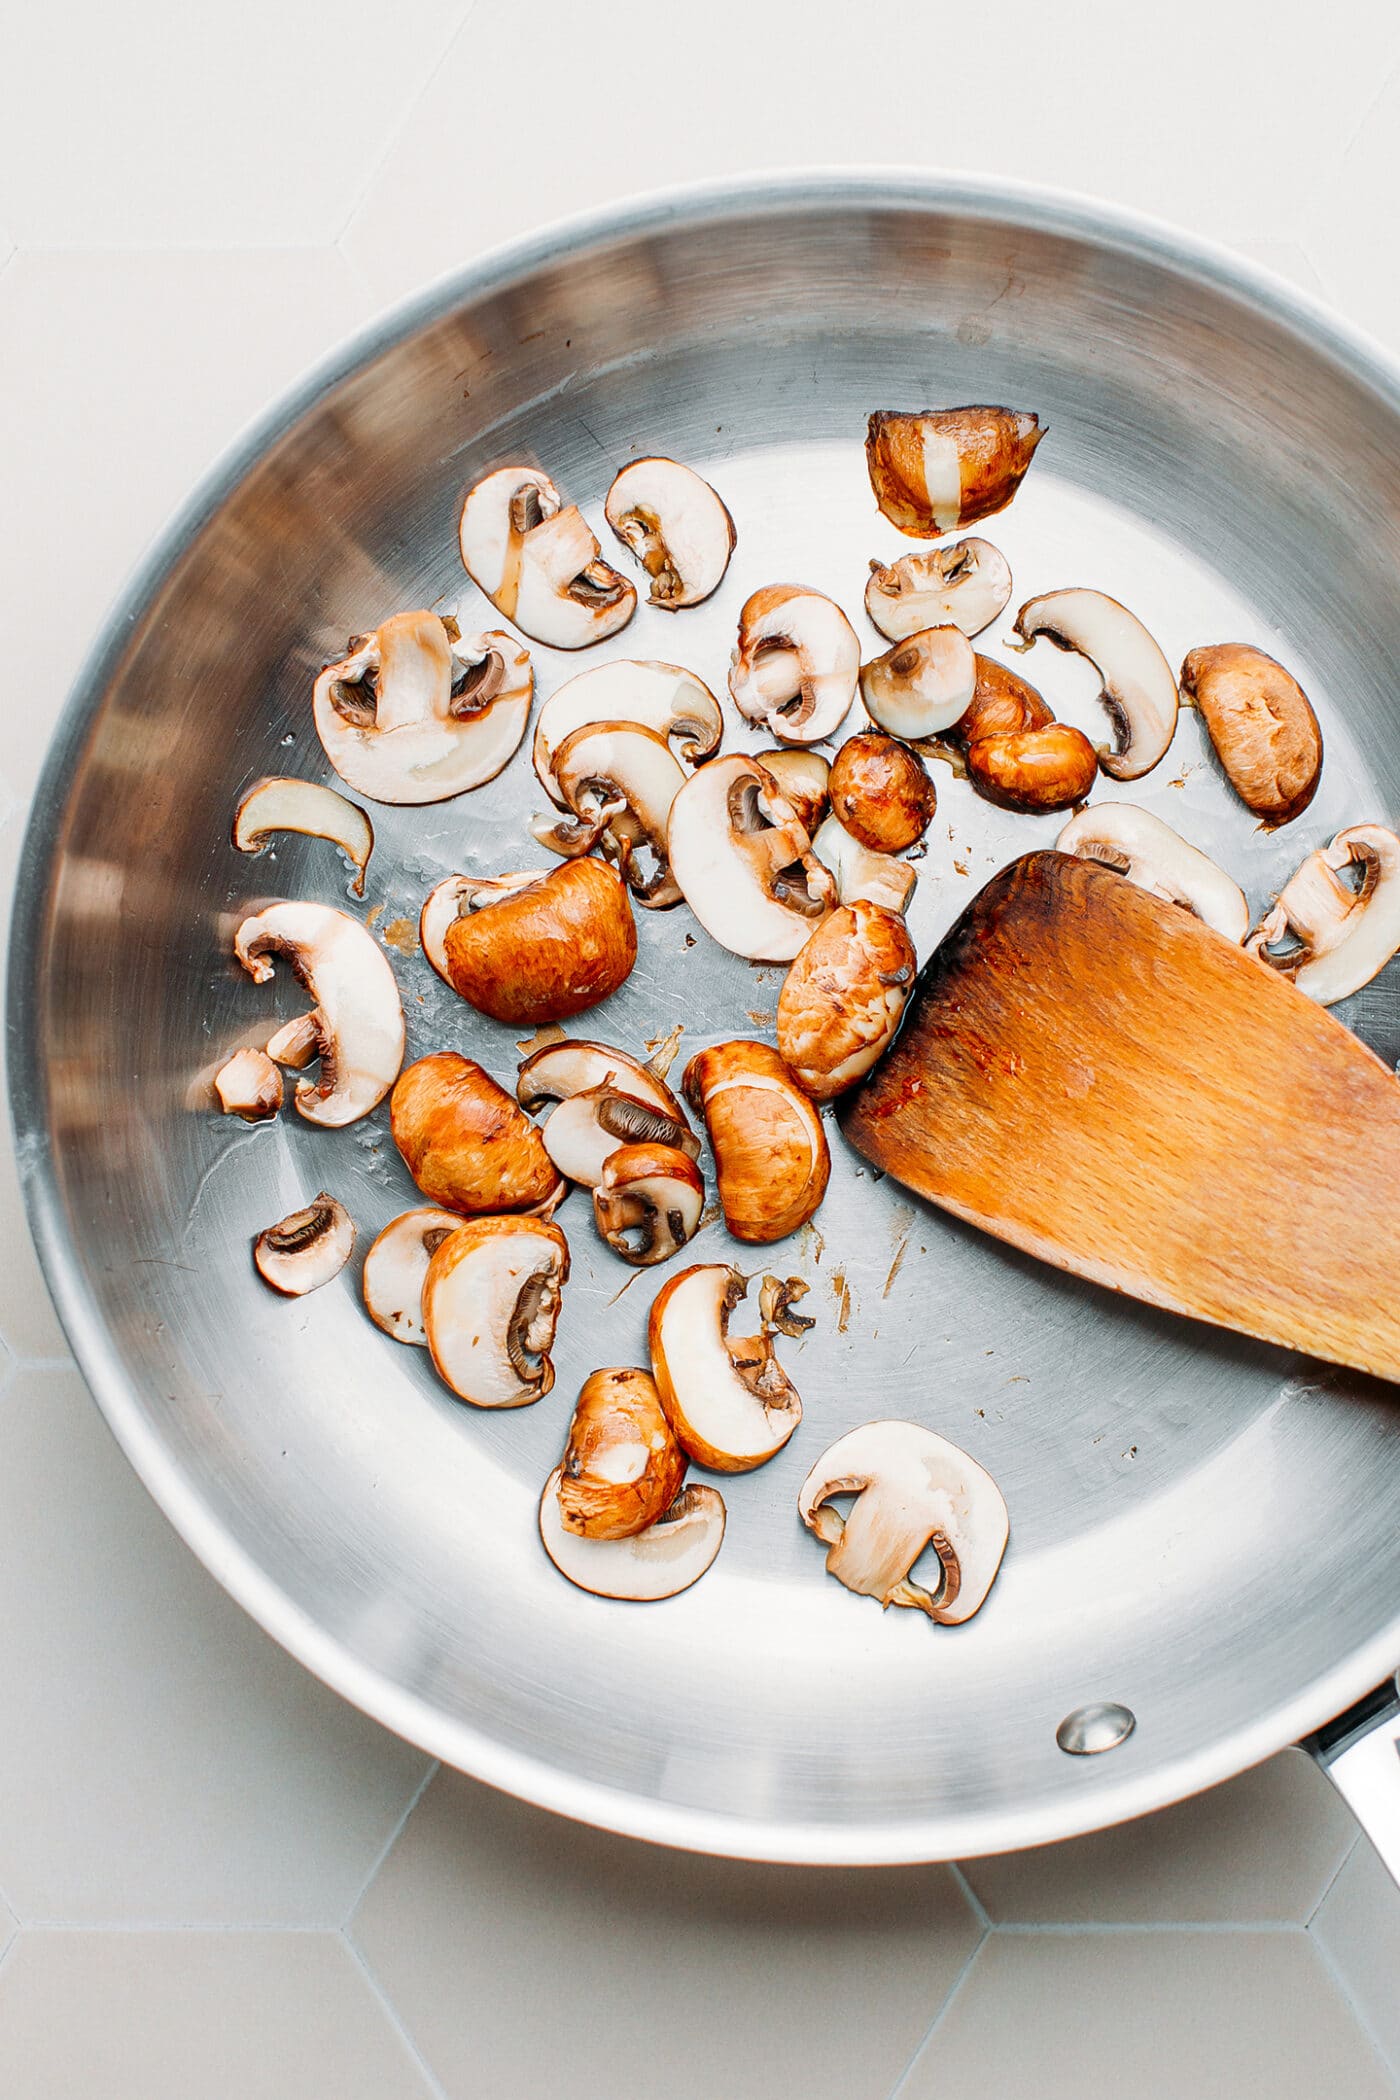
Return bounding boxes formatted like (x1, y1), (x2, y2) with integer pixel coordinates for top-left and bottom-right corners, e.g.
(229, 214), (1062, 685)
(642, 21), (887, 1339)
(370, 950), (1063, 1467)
(1304, 1676), (1400, 1887)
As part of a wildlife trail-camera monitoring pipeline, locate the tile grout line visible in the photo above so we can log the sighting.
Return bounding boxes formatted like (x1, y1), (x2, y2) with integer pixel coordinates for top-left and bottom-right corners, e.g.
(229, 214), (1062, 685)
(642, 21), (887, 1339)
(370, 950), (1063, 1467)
(334, 0), (484, 250)
(342, 1759), (439, 1930)
(1309, 1925), (1400, 2096)
(16, 1921), (344, 1935)
(0, 1933), (20, 1989)
(884, 1923), (991, 2100)
(988, 1919), (1305, 1936)
(1304, 1830), (1360, 1930)
(948, 1863), (990, 1930)
(341, 1928), (453, 2100)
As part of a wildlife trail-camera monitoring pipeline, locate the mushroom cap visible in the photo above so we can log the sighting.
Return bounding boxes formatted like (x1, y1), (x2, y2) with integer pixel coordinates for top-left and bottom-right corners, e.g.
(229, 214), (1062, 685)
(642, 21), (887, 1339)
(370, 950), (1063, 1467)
(811, 814), (916, 915)
(213, 1045), (284, 1120)
(423, 1215), (569, 1407)
(777, 901), (917, 1100)
(458, 465), (635, 649)
(728, 585), (860, 744)
(1246, 823), (1400, 1004)
(517, 1037), (697, 1187)
(362, 1205), (463, 1345)
(1180, 642), (1323, 826)
(860, 627), (977, 741)
(668, 754), (836, 962)
(865, 539), (1013, 641)
(538, 720), (686, 909)
(233, 901), (405, 1128)
(828, 733), (936, 855)
(391, 1052), (563, 1216)
(604, 457), (736, 610)
(964, 723), (1099, 813)
(253, 1192), (355, 1297)
(557, 1366), (687, 1539)
(232, 776), (375, 896)
(532, 659), (723, 805)
(427, 859), (638, 1025)
(754, 748), (830, 836)
(539, 1470), (726, 1600)
(649, 1263), (803, 1472)
(1014, 588), (1178, 782)
(683, 1039), (830, 1244)
(313, 612), (532, 805)
(866, 408), (1045, 537)
(593, 1142), (705, 1266)
(960, 655), (1055, 744)
(1056, 804), (1249, 942)
(797, 1418), (1009, 1623)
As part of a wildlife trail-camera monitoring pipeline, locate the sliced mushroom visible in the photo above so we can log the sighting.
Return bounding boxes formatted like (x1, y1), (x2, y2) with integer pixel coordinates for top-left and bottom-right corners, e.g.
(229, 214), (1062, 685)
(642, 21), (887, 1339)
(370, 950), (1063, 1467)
(1246, 824), (1400, 1003)
(811, 814), (916, 915)
(866, 409), (1045, 537)
(313, 611), (532, 804)
(233, 902), (405, 1127)
(458, 465), (636, 649)
(532, 660), (723, 805)
(532, 721), (685, 908)
(419, 860), (637, 1024)
(557, 1368), (687, 1539)
(213, 1046), (283, 1120)
(759, 1274), (814, 1337)
(649, 1263), (803, 1471)
(603, 458), (736, 610)
(391, 1052), (564, 1216)
(860, 627), (977, 741)
(1014, 590), (1178, 781)
(728, 586), (860, 744)
(539, 1470), (725, 1600)
(1057, 804), (1249, 942)
(755, 749), (830, 835)
(1180, 643), (1323, 825)
(797, 1420), (1009, 1624)
(423, 1216), (569, 1407)
(777, 901), (917, 1100)
(667, 754), (836, 961)
(232, 777), (374, 896)
(361, 1206), (462, 1345)
(964, 723), (1098, 814)
(865, 540), (1013, 641)
(594, 1143), (704, 1266)
(517, 1037), (699, 1187)
(253, 1193), (354, 1297)
(828, 733), (936, 854)
(959, 655), (1055, 745)
(683, 1039), (830, 1243)
(264, 1011), (322, 1069)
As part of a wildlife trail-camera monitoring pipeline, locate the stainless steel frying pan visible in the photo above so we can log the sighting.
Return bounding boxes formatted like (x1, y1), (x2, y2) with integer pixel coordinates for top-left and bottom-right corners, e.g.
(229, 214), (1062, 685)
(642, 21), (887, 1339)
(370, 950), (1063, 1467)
(11, 173), (1400, 1870)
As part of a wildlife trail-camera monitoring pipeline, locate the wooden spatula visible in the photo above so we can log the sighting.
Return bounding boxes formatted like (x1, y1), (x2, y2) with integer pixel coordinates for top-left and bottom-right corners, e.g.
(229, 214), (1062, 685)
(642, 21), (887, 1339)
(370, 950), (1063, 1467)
(841, 849), (1400, 1382)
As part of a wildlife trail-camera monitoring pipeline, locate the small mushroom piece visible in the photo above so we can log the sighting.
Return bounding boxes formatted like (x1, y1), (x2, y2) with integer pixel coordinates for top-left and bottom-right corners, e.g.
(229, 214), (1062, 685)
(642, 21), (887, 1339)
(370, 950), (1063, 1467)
(1245, 824), (1400, 1004)
(557, 1367), (688, 1539)
(959, 655), (1056, 745)
(458, 465), (636, 649)
(593, 1143), (705, 1266)
(532, 721), (685, 908)
(1179, 643), (1323, 826)
(423, 1216), (569, 1408)
(391, 1052), (564, 1216)
(214, 1046), (283, 1120)
(811, 815), (916, 915)
(253, 1193), (355, 1297)
(649, 1263), (803, 1471)
(533, 660), (723, 804)
(860, 627), (977, 741)
(232, 777), (374, 897)
(264, 1012), (322, 1069)
(777, 901), (917, 1100)
(234, 902), (405, 1127)
(419, 860), (637, 1024)
(361, 1206), (462, 1345)
(866, 409), (1045, 537)
(755, 749), (830, 836)
(759, 1274), (814, 1337)
(313, 612), (532, 804)
(1057, 803), (1249, 941)
(603, 457), (736, 610)
(728, 585), (860, 744)
(865, 539), (1013, 640)
(828, 733), (936, 854)
(539, 1471), (725, 1600)
(668, 754), (836, 961)
(797, 1419), (1009, 1624)
(683, 1040), (830, 1243)
(517, 1036), (699, 1187)
(1014, 589), (1178, 781)
(964, 723), (1099, 814)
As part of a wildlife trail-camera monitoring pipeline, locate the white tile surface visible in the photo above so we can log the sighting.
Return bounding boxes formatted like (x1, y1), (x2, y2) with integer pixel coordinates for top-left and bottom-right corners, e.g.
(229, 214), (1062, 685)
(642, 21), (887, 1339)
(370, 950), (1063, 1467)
(1302, 61), (1400, 352)
(0, 1895), (16, 1962)
(1314, 1836), (1400, 2079)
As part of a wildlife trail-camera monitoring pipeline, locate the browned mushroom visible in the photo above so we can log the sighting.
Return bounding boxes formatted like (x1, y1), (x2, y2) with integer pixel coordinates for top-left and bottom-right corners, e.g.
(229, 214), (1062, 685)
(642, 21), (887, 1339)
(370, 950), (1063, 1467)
(964, 723), (1098, 813)
(866, 408), (1045, 537)
(391, 1052), (564, 1217)
(649, 1263), (803, 1471)
(419, 860), (637, 1024)
(1180, 642), (1323, 825)
(423, 1216), (569, 1407)
(828, 733), (936, 854)
(683, 1040), (830, 1243)
(592, 1143), (705, 1266)
(777, 901), (917, 1100)
(556, 1367), (687, 1538)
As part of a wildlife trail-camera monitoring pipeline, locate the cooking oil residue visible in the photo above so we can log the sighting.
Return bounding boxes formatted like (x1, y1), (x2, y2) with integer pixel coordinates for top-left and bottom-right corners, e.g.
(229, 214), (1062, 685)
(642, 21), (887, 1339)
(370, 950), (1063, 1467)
(381, 917), (418, 956)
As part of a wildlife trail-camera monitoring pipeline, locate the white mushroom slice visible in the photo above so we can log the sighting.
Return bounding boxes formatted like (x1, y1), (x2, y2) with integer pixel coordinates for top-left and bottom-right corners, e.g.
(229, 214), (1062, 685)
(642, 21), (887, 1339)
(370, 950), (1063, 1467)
(649, 1264), (803, 1472)
(593, 1143), (705, 1266)
(728, 586), (860, 744)
(1056, 804), (1249, 942)
(232, 777), (374, 897)
(797, 1420), (1009, 1624)
(865, 540), (1013, 641)
(604, 458), (736, 610)
(423, 1216), (569, 1408)
(362, 1206), (462, 1345)
(756, 749), (830, 835)
(213, 1046), (283, 1120)
(668, 754), (836, 961)
(253, 1193), (355, 1297)
(234, 902), (405, 1127)
(313, 612), (532, 804)
(1245, 823), (1400, 1004)
(812, 815), (916, 915)
(532, 721), (686, 909)
(860, 628), (976, 740)
(533, 660), (723, 805)
(458, 465), (636, 650)
(539, 1469), (726, 1600)
(1014, 589), (1178, 781)
(517, 1037), (698, 1188)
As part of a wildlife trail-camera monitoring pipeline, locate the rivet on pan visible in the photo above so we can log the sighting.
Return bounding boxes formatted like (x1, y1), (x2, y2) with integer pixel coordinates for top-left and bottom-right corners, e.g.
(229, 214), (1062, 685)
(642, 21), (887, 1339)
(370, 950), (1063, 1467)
(1056, 1702), (1136, 1756)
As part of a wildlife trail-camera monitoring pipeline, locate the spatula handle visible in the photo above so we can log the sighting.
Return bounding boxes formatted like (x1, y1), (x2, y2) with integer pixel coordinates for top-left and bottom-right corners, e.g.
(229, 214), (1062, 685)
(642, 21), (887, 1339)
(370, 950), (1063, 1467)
(1304, 1677), (1400, 1889)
